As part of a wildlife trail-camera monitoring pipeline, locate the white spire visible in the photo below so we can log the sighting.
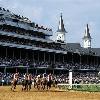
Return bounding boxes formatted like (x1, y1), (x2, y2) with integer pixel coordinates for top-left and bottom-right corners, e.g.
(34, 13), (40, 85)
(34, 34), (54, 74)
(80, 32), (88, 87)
(83, 24), (92, 48)
(57, 13), (66, 33)
(83, 24), (91, 39)
(56, 13), (67, 43)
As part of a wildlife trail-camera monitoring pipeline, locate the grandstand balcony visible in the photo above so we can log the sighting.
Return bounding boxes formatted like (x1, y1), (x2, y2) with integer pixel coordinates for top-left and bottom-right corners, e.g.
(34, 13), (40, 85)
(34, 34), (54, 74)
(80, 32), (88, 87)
(0, 19), (53, 36)
(0, 41), (67, 54)
(0, 30), (53, 43)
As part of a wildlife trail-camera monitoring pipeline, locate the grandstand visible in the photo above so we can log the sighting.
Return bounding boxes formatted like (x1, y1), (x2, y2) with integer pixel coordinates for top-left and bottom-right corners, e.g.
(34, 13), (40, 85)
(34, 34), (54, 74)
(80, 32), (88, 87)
(0, 7), (100, 86)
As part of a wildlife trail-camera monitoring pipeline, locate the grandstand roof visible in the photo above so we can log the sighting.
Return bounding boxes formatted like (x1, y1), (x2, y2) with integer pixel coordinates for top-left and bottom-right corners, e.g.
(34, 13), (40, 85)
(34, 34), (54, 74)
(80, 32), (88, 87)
(91, 48), (100, 56)
(64, 43), (100, 56)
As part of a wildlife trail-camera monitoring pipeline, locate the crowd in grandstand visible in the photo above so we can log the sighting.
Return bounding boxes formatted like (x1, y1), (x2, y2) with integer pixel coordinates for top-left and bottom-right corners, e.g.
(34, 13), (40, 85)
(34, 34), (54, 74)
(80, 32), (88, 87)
(0, 57), (30, 67)
(73, 72), (100, 84)
(0, 72), (100, 86)
(0, 57), (99, 70)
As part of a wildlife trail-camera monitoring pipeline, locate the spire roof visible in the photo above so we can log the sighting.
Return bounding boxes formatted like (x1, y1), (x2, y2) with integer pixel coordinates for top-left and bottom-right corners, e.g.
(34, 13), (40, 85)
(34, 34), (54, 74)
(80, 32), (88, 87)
(57, 13), (67, 33)
(83, 24), (91, 39)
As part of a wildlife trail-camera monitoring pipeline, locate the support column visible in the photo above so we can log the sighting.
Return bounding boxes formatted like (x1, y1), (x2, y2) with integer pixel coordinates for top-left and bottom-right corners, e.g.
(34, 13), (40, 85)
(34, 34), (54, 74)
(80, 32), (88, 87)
(26, 51), (28, 59)
(72, 53), (73, 64)
(80, 55), (81, 69)
(54, 53), (55, 64)
(86, 55), (88, 65)
(80, 55), (81, 64)
(33, 51), (34, 62)
(38, 52), (39, 62)
(98, 57), (100, 65)
(58, 54), (60, 62)
(36, 69), (37, 75)
(6, 48), (7, 58)
(93, 56), (95, 65)
(4, 67), (6, 75)
(97, 56), (98, 66)
(53, 69), (54, 74)
(44, 52), (45, 62)
(45, 69), (46, 74)
(16, 68), (18, 73)
(49, 53), (50, 63)
(13, 50), (15, 59)
(20, 50), (21, 59)
(63, 55), (64, 62)
(26, 67), (28, 74)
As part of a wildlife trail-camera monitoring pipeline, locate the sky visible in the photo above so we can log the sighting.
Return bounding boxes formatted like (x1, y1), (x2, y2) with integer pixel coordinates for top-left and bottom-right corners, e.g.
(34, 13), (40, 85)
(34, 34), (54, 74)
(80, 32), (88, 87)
(0, 0), (100, 48)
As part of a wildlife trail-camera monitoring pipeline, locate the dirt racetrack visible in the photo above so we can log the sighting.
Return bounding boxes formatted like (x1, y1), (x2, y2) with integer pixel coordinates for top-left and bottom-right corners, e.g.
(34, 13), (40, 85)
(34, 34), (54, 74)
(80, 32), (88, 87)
(0, 86), (100, 100)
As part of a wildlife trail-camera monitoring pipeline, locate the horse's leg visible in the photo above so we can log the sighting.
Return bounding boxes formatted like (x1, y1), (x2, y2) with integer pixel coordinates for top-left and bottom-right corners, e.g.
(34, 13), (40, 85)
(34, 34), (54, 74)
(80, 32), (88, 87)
(47, 85), (48, 90)
(38, 84), (40, 90)
(37, 83), (39, 90)
(22, 86), (23, 91)
(41, 82), (43, 90)
(29, 84), (30, 91)
(22, 84), (24, 91)
(49, 83), (51, 90)
(38, 84), (41, 90)
(29, 84), (31, 90)
(42, 82), (45, 90)
(24, 84), (26, 91)
(14, 84), (16, 89)
(29, 81), (31, 91)
(26, 82), (28, 91)
(34, 83), (36, 88)
(34, 82), (36, 88)
(42, 82), (44, 90)
(47, 82), (48, 90)
(11, 83), (13, 91)
(11, 84), (14, 92)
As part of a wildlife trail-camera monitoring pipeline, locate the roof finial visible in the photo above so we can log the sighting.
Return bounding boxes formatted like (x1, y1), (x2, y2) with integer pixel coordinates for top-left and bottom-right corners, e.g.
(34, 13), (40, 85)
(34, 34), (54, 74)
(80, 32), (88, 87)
(87, 24), (88, 28)
(86, 23), (89, 34)
(60, 13), (62, 17)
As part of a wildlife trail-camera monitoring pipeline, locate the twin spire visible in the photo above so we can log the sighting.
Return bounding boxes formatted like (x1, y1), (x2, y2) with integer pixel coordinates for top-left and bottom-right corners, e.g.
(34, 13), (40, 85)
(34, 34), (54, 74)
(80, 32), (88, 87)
(56, 13), (92, 48)
(83, 24), (92, 48)
(56, 13), (67, 43)
(57, 13), (67, 33)
(83, 24), (91, 39)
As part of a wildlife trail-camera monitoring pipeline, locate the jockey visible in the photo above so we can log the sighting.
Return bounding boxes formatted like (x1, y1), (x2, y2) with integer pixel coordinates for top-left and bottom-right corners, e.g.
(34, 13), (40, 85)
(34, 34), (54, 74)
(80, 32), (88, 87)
(47, 73), (53, 89)
(41, 73), (45, 82)
(13, 72), (19, 81)
(47, 73), (52, 82)
(36, 75), (40, 82)
(25, 73), (28, 80)
(43, 73), (46, 78)
(28, 74), (32, 81)
(28, 74), (32, 90)
(11, 72), (19, 91)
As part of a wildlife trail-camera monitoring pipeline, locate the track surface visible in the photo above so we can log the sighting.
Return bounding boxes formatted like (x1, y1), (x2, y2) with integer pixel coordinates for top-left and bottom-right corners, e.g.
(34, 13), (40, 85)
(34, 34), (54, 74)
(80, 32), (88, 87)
(0, 86), (100, 100)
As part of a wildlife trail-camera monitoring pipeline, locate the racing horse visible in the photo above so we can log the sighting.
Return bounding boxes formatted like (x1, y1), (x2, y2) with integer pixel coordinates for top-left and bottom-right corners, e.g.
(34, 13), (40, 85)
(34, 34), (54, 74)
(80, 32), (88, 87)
(46, 73), (53, 90)
(11, 72), (19, 91)
(35, 74), (53, 90)
(35, 75), (42, 90)
(41, 74), (48, 90)
(22, 74), (32, 91)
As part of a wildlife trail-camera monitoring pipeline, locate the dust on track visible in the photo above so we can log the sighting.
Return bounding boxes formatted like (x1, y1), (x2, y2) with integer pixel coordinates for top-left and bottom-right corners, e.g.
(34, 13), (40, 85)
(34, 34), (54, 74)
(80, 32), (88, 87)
(0, 86), (100, 100)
